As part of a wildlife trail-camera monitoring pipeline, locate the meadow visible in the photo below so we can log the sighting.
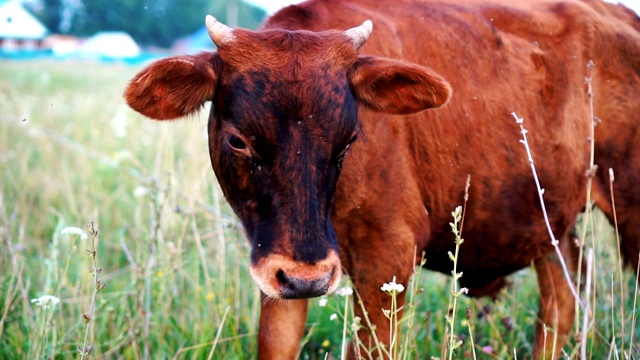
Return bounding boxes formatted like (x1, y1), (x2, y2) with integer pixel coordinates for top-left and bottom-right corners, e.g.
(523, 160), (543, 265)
(0, 60), (637, 359)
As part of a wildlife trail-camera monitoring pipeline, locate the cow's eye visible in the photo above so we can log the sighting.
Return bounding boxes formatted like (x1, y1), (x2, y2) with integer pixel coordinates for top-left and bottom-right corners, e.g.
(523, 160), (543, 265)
(228, 135), (247, 150)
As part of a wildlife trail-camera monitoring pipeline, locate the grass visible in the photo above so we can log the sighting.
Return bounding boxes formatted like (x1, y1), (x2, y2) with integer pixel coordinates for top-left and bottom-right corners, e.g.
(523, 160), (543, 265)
(0, 60), (638, 359)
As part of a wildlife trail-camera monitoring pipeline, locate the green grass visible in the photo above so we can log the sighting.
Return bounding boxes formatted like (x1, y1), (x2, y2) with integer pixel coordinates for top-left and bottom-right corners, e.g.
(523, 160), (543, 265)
(0, 60), (637, 359)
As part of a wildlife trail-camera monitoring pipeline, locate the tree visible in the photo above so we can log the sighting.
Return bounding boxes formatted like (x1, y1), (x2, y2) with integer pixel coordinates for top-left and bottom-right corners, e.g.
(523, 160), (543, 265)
(25, 0), (267, 48)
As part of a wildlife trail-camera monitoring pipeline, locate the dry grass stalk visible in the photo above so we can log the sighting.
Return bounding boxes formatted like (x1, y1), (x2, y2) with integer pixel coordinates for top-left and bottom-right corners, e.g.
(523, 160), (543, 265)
(79, 223), (105, 359)
(511, 112), (584, 310)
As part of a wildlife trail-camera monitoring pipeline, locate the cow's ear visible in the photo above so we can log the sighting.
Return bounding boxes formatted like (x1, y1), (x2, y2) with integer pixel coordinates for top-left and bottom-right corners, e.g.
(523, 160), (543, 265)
(125, 52), (220, 120)
(348, 56), (452, 114)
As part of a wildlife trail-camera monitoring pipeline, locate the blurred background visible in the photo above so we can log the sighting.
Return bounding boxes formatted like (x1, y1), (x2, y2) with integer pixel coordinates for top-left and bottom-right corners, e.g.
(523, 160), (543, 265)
(2, 0), (637, 62)
(1, 0), (270, 62)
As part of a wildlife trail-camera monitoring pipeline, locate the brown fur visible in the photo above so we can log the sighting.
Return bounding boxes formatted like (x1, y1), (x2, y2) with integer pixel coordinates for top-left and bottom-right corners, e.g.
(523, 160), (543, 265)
(124, 0), (640, 358)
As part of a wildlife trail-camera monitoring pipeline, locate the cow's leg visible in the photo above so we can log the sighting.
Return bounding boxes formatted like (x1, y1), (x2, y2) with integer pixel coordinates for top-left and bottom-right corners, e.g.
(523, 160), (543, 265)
(349, 276), (410, 359)
(614, 216), (640, 278)
(592, 179), (640, 279)
(532, 238), (578, 360)
(258, 297), (308, 359)
(345, 242), (415, 359)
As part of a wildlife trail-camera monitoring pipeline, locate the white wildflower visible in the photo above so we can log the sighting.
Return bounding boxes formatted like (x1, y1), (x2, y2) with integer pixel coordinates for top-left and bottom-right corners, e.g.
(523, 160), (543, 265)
(329, 313), (338, 321)
(60, 227), (88, 241)
(380, 276), (404, 294)
(167, 241), (178, 256)
(351, 316), (362, 332)
(112, 150), (133, 164)
(335, 286), (353, 296)
(318, 297), (328, 307)
(31, 295), (60, 309)
(133, 186), (148, 198)
(111, 107), (128, 138)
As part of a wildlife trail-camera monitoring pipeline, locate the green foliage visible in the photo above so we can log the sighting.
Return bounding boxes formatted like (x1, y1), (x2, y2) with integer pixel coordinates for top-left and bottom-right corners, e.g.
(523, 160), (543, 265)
(25, 0), (267, 47)
(0, 61), (638, 359)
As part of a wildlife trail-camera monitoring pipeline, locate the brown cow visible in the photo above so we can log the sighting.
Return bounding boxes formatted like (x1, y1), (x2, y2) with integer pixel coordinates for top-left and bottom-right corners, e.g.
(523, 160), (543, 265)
(124, 0), (640, 358)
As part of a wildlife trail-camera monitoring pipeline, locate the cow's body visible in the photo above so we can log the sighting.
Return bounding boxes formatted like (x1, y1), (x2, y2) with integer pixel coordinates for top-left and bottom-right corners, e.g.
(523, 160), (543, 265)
(125, 0), (640, 358)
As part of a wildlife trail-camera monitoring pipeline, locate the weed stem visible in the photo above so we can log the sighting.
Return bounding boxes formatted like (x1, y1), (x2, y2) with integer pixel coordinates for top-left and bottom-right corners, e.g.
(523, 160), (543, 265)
(511, 112), (585, 310)
(80, 223), (103, 359)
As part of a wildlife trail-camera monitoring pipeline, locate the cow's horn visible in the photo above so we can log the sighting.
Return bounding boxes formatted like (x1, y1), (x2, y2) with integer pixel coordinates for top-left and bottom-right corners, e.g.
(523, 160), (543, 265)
(206, 15), (235, 46)
(344, 20), (373, 50)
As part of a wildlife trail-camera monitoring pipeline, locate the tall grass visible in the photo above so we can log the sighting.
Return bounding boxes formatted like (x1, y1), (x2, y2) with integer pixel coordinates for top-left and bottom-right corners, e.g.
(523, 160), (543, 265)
(0, 60), (637, 359)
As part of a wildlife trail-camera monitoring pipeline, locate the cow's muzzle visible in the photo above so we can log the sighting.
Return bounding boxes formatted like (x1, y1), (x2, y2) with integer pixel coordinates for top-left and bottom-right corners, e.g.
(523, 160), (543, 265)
(277, 267), (334, 298)
(250, 250), (342, 299)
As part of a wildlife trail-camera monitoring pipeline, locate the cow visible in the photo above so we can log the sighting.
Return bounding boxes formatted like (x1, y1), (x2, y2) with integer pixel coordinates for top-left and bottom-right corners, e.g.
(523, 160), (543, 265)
(124, 0), (640, 358)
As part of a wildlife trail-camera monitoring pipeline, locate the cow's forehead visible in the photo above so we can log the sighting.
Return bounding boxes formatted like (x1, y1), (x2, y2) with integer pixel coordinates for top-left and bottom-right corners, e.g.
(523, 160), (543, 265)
(214, 29), (360, 128)
(216, 28), (359, 74)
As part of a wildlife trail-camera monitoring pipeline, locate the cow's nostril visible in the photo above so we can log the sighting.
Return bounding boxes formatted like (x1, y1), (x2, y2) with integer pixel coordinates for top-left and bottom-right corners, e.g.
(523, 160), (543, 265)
(276, 269), (287, 286)
(277, 268), (333, 299)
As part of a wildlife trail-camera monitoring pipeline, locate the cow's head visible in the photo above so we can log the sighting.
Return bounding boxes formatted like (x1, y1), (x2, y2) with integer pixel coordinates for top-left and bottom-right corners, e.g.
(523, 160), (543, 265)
(125, 16), (451, 299)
